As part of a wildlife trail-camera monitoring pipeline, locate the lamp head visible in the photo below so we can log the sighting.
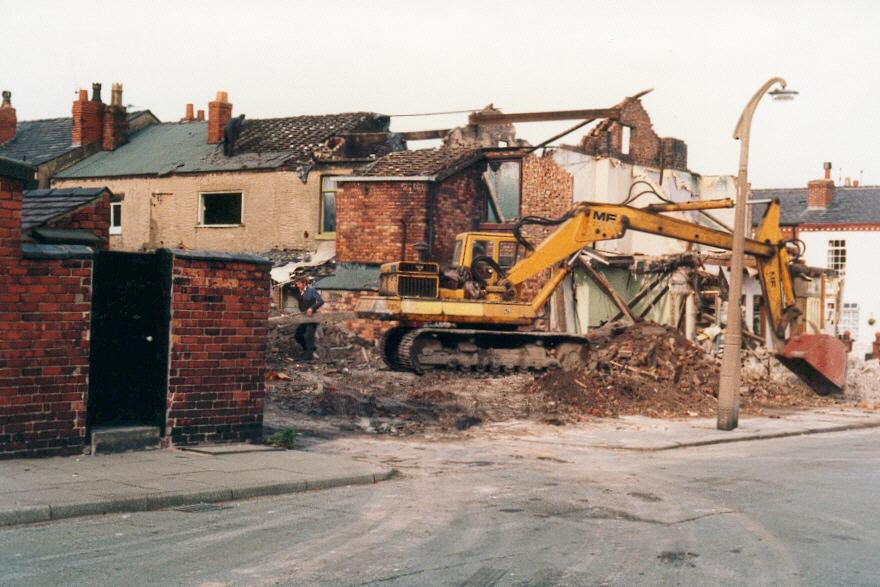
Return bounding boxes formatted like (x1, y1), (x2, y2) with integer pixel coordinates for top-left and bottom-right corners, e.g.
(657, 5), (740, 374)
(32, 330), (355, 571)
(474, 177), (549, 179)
(769, 88), (799, 101)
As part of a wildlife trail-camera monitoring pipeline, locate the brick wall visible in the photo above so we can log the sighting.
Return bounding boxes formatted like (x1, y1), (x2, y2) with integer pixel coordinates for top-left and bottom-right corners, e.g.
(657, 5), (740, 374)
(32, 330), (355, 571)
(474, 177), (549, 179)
(579, 98), (688, 171)
(42, 193), (112, 250)
(517, 154), (575, 304)
(336, 181), (429, 263)
(429, 167), (487, 263)
(0, 176), (93, 458)
(164, 254), (270, 445)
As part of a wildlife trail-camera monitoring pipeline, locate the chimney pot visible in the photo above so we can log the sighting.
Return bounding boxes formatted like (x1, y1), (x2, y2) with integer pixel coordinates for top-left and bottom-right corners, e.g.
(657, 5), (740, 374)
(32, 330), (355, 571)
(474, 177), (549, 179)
(0, 90), (17, 144)
(186, 103), (194, 118)
(853, 179), (860, 187)
(823, 161), (832, 179)
(110, 83), (123, 107)
(78, 89), (88, 102)
(197, 109), (205, 121)
(91, 82), (103, 102)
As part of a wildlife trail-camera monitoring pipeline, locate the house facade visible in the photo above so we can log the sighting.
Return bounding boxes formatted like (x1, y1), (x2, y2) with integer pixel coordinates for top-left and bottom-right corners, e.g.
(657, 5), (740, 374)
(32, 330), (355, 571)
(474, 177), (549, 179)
(52, 92), (401, 254)
(752, 164), (878, 354)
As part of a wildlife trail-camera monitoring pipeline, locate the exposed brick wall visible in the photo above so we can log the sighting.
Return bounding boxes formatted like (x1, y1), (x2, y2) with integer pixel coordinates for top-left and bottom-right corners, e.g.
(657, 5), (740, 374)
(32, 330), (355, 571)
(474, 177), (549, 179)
(71, 89), (105, 148)
(0, 177), (93, 458)
(579, 98), (688, 171)
(336, 181), (429, 264)
(429, 167), (487, 264)
(42, 193), (112, 250)
(517, 154), (575, 305)
(165, 256), (269, 445)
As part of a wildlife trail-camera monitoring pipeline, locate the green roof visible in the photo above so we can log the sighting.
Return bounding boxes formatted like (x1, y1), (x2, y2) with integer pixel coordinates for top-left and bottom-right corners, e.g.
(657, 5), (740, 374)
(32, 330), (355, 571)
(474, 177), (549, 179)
(55, 122), (293, 179)
(315, 263), (380, 291)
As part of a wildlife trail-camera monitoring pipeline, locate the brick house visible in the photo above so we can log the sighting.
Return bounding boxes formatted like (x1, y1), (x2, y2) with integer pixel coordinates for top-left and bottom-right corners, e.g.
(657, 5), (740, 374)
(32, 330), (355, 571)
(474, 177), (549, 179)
(0, 85), (158, 188)
(751, 164), (879, 354)
(52, 92), (401, 254)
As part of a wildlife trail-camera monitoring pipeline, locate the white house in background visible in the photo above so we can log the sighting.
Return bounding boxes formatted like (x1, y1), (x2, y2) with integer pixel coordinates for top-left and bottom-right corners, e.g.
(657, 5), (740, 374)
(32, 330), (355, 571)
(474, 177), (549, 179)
(752, 164), (879, 355)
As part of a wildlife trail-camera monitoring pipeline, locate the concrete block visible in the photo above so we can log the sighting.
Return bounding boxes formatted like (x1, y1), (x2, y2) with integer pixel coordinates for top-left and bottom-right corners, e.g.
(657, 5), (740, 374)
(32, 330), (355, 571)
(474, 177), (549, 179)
(0, 505), (51, 526)
(91, 426), (160, 455)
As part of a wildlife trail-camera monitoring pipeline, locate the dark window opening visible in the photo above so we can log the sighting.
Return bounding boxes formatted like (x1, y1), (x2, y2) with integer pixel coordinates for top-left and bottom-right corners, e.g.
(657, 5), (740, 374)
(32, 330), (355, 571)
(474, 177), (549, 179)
(202, 192), (242, 226)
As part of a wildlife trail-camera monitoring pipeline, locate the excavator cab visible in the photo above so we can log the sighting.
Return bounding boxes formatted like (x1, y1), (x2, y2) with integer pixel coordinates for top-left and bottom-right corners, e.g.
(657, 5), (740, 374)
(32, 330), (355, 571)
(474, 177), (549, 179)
(451, 232), (522, 285)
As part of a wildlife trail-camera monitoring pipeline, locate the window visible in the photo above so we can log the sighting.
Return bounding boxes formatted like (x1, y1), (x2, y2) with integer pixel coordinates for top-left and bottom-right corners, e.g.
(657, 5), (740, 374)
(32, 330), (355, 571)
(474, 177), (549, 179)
(485, 160), (521, 222)
(320, 176), (338, 234)
(109, 202), (122, 235)
(498, 240), (519, 269)
(621, 125), (632, 155)
(470, 239), (495, 262)
(200, 192), (242, 226)
(840, 302), (860, 339)
(827, 239), (846, 275)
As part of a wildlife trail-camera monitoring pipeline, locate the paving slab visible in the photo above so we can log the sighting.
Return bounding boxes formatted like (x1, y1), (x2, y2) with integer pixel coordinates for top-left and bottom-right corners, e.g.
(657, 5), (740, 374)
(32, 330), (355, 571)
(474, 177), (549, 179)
(0, 446), (394, 527)
(497, 408), (880, 451)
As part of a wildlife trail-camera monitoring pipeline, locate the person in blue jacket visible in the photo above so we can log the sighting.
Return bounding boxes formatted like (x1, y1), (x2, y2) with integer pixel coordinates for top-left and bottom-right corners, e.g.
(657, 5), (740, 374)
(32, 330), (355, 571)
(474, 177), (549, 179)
(291, 276), (324, 360)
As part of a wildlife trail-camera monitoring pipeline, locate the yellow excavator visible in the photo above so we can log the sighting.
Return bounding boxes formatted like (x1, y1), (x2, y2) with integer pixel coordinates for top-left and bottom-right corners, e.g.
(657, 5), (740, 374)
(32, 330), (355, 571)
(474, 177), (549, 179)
(355, 197), (848, 394)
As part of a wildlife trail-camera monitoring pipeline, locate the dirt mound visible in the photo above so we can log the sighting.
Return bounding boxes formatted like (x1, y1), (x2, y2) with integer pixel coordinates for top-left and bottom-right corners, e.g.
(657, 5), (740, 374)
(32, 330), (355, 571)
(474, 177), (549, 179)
(529, 321), (835, 418)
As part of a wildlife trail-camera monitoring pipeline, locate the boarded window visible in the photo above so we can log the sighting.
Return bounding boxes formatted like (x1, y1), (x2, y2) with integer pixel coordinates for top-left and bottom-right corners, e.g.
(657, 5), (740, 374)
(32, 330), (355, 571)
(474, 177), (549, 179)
(201, 193), (242, 226)
(485, 160), (521, 222)
(321, 176), (338, 234)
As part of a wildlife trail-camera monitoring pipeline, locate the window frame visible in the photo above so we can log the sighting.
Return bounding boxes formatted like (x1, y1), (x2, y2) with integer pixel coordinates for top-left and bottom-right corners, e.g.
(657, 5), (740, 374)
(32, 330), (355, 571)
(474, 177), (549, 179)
(318, 175), (340, 238)
(109, 201), (122, 235)
(198, 191), (244, 227)
(827, 239), (846, 276)
(484, 158), (523, 224)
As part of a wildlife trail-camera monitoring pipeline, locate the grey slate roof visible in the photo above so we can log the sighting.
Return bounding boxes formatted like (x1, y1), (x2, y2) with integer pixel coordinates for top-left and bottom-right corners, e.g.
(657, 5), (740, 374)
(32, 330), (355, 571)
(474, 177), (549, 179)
(21, 187), (108, 230)
(0, 111), (152, 166)
(57, 112), (391, 179)
(751, 187), (880, 226)
(351, 147), (482, 181)
(0, 156), (35, 186)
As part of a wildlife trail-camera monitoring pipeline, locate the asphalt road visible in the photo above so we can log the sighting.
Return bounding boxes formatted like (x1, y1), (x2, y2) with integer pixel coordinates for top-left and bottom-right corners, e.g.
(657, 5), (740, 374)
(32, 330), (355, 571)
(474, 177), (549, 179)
(2, 428), (879, 586)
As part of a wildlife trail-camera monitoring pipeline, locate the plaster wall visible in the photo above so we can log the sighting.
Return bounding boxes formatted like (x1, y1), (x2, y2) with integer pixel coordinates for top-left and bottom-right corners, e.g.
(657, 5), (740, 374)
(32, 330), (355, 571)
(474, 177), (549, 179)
(53, 167), (351, 252)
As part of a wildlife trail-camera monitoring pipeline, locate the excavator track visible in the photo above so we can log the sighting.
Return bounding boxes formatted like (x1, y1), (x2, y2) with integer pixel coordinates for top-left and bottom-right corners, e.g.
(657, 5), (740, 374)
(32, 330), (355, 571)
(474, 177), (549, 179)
(380, 326), (409, 372)
(382, 327), (589, 375)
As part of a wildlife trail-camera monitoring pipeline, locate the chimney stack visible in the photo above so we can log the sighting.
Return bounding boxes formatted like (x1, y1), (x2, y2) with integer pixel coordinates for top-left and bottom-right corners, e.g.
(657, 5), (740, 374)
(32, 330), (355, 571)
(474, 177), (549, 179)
(72, 83), (105, 147)
(197, 109), (205, 121)
(207, 91), (232, 144)
(182, 103), (195, 122)
(853, 179), (860, 187)
(807, 163), (835, 209)
(101, 83), (128, 151)
(0, 90), (16, 144)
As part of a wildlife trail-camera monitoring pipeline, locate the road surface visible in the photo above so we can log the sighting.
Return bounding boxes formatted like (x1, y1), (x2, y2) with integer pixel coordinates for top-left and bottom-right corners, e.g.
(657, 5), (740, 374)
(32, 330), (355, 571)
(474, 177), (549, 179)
(2, 427), (878, 586)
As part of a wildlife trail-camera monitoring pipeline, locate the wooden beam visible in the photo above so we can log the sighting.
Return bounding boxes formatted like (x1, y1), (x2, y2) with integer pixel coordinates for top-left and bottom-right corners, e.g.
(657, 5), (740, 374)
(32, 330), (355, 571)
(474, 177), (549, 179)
(576, 257), (639, 323)
(469, 108), (618, 125)
(399, 129), (451, 141)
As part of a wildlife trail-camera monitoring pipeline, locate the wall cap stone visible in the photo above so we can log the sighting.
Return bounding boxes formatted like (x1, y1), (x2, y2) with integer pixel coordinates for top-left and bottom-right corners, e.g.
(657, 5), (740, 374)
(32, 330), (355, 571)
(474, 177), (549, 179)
(21, 242), (95, 259)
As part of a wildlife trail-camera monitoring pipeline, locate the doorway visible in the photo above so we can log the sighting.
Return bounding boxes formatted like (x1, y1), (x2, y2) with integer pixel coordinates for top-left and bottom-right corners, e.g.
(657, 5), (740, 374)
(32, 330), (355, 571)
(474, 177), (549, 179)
(88, 250), (171, 431)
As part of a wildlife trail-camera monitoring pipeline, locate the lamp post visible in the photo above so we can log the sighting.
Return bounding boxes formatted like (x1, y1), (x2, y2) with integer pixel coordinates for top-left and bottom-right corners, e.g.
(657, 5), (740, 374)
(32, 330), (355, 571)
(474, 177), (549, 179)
(717, 77), (798, 431)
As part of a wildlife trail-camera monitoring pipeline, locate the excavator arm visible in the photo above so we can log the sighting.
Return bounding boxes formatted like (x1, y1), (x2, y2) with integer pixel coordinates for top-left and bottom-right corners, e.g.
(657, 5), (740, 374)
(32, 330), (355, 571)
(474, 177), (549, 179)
(504, 200), (798, 339)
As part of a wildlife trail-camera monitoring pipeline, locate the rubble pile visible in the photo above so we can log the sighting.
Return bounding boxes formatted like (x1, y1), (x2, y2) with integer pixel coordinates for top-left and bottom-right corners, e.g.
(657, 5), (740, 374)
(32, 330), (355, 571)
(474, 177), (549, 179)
(529, 321), (834, 418)
(845, 358), (880, 406)
(265, 319), (841, 436)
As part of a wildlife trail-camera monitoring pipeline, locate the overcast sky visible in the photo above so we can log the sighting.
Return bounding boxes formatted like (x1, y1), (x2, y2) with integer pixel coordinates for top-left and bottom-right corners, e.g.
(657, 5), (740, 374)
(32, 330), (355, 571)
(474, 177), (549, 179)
(5, 0), (878, 187)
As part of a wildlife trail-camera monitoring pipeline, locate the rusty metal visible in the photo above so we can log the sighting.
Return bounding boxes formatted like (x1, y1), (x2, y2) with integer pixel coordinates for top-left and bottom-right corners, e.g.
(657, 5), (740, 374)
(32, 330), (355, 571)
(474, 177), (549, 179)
(776, 333), (848, 395)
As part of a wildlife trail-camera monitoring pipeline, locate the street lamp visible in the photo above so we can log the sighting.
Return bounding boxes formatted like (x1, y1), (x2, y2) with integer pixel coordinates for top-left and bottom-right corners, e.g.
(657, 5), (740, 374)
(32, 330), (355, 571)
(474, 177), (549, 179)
(717, 77), (797, 431)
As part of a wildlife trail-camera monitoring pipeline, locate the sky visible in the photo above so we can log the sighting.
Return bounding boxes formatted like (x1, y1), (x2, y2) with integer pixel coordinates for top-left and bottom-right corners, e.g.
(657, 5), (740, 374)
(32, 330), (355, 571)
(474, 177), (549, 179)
(3, 0), (879, 187)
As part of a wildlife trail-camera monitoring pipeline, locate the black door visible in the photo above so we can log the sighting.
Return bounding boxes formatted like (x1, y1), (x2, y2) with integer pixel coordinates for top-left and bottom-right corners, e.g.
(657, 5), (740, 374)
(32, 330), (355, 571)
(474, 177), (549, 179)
(88, 251), (171, 431)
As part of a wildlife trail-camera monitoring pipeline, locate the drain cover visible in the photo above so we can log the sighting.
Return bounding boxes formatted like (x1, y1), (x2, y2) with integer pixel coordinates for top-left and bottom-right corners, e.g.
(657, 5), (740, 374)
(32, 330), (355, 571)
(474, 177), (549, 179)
(173, 503), (231, 513)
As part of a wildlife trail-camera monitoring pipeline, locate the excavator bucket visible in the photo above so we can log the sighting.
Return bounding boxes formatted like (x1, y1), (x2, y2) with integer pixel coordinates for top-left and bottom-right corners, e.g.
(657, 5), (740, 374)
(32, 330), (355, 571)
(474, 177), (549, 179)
(776, 334), (848, 395)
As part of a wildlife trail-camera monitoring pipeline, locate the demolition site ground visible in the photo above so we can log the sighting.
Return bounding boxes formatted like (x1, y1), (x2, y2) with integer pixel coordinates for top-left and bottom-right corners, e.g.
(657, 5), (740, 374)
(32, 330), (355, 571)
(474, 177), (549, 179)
(265, 320), (878, 440)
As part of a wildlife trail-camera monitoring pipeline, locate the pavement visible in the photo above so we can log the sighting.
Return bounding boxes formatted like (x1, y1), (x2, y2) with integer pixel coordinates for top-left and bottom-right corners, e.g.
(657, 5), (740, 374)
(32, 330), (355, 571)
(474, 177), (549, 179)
(479, 407), (880, 451)
(2, 408), (877, 529)
(0, 444), (394, 528)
